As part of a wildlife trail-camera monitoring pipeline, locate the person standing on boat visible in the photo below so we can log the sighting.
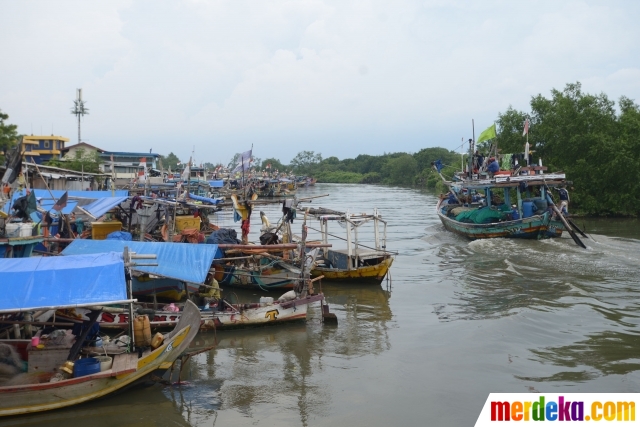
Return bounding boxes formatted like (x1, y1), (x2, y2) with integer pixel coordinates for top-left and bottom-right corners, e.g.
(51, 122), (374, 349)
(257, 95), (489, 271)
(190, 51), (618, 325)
(558, 185), (570, 215)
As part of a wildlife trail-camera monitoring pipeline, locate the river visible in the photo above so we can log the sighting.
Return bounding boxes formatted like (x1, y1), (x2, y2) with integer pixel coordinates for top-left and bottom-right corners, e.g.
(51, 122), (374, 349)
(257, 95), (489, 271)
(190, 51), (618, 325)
(5, 183), (640, 426)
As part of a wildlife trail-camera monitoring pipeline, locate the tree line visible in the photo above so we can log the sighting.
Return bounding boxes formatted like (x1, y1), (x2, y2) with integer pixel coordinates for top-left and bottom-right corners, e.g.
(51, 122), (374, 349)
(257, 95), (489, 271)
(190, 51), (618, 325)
(3, 81), (639, 216)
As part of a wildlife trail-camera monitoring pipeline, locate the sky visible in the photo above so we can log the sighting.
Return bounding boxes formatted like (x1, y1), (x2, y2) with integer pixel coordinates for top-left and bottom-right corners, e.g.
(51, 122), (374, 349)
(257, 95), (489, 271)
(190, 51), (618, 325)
(2, 0), (639, 165)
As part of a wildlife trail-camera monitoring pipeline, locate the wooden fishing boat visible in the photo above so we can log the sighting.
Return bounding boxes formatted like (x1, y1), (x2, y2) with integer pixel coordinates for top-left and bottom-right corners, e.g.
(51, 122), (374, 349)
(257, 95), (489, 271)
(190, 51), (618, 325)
(303, 208), (394, 284)
(69, 293), (326, 331)
(0, 252), (201, 416)
(215, 258), (300, 290)
(432, 140), (589, 247)
(61, 240), (221, 302)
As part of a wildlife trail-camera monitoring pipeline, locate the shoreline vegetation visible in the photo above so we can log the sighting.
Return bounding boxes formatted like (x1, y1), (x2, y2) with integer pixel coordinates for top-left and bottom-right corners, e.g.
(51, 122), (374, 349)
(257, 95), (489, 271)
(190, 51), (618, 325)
(284, 83), (640, 217)
(2, 82), (639, 217)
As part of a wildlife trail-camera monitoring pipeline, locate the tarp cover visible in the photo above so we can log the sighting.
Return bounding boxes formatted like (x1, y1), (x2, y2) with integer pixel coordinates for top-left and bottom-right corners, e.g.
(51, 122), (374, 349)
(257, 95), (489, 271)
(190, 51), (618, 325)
(79, 196), (129, 219)
(208, 180), (224, 188)
(0, 252), (127, 313)
(3, 193), (78, 215)
(187, 193), (222, 205)
(62, 240), (221, 284)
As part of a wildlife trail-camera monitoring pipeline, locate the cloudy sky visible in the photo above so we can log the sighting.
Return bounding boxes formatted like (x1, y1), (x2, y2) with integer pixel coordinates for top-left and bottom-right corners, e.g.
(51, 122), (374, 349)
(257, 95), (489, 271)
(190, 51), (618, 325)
(2, 0), (639, 165)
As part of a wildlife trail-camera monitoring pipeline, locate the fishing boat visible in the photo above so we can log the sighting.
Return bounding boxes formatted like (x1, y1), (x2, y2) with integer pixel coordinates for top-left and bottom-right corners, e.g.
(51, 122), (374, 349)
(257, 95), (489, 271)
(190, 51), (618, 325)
(70, 292), (325, 331)
(61, 239), (221, 301)
(432, 138), (588, 248)
(60, 239), (332, 329)
(0, 251), (201, 416)
(303, 208), (394, 284)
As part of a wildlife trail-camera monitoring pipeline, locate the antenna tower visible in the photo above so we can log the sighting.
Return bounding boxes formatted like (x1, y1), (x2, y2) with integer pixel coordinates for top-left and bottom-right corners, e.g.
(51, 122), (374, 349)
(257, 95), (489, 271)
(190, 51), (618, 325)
(71, 88), (89, 144)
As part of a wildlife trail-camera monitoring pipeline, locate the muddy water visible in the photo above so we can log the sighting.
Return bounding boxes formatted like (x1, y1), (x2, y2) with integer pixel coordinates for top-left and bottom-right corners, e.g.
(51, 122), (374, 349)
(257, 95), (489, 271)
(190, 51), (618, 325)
(5, 184), (640, 426)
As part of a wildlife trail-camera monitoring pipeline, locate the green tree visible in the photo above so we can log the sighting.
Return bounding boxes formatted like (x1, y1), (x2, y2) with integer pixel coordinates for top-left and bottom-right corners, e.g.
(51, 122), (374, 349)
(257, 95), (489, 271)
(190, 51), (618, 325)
(159, 152), (181, 170)
(261, 158), (287, 173)
(290, 151), (322, 175)
(495, 107), (530, 154)
(382, 154), (417, 186)
(0, 110), (19, 164)
(47, 148), (101, 173)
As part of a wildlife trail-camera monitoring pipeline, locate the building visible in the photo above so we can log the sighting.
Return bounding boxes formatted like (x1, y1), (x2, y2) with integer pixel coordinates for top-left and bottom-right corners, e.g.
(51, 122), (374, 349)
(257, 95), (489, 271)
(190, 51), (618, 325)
(100, 152), (160, 185)
(61, 142), (105, 160)
(21, 135), (69, 164)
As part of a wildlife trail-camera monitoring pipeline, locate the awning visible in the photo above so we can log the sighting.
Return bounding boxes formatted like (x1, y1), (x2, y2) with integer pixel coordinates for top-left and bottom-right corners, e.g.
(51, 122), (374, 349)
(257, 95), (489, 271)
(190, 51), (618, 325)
(188, 193), (222, 205)
(62, 240), (221, 284)
(0, 252), (130, 313)
(78, 196), (129, 219)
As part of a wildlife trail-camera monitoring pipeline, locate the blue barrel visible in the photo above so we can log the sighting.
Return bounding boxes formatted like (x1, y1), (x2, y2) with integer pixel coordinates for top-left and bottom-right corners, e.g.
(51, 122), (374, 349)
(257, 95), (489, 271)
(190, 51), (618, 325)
(511, 208), (520, 220)
(522, 201), (535, 218)
(74, 357), (100, 378)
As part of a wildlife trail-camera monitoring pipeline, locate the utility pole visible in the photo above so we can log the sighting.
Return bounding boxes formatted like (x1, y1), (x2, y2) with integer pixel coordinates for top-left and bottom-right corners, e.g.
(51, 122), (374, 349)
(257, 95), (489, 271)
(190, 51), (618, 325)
(71, 88), (89, 144)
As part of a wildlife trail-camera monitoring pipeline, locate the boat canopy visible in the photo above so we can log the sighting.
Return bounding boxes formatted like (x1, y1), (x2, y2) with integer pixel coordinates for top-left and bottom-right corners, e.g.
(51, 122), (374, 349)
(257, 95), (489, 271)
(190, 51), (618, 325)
(0, 252), (131, 314)
(187, 193), (223, 205)
(63, 240), (222, 284)
(78, 196), (129, 219)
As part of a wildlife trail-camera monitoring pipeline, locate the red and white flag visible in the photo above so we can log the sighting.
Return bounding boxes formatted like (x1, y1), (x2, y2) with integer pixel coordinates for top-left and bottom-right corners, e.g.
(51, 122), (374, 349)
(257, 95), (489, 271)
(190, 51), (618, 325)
(522, 119), (529, 137)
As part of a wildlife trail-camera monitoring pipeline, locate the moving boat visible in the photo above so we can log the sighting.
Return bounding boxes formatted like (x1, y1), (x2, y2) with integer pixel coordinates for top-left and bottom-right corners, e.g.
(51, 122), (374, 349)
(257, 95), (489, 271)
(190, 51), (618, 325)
(433, 147), (587, 248)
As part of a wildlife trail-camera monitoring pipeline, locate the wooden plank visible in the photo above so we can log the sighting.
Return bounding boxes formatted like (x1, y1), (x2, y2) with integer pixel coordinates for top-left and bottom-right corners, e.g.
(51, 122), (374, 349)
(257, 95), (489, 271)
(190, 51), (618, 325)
(111, 353), (138, 375)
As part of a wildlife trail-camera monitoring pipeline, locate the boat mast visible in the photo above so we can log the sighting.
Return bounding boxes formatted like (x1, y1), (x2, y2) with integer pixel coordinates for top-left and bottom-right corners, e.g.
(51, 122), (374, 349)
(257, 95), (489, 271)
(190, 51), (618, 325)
(469, 119), (475, 178)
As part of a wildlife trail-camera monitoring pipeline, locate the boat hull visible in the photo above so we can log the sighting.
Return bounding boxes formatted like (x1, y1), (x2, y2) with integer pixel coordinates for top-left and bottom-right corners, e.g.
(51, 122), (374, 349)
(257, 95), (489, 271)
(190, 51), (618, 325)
(436, 199), (564, 240)
(0, 301), (200, 417)
(311, 257), (393, 284)
(89, 295), (324, 331)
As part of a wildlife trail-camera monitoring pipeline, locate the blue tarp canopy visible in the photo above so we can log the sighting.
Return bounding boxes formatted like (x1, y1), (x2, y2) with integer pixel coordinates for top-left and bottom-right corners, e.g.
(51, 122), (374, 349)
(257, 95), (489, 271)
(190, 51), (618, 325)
(187, 193), (223, 205)
(78, 196), (129, 219)
(208, 180), (225, 188)
(62, 240), (221, 284)
(2, 189), (127, 215)
(0, 252), (130, 313)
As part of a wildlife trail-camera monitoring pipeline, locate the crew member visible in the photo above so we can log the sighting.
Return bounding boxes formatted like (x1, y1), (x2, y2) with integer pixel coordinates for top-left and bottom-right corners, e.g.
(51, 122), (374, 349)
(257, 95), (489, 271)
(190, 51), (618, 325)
(558, 185), (570, 215)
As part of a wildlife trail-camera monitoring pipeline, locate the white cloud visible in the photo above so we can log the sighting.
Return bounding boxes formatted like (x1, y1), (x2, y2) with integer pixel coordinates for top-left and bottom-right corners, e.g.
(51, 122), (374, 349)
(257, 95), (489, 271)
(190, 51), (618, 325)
(1, 0), (639, 163)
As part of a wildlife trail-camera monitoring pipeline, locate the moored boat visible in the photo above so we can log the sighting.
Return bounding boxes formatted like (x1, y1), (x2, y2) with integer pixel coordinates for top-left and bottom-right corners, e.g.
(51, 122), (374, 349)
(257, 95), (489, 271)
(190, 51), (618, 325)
(303, 208), (395, 284)
(0, 251), (201, 417)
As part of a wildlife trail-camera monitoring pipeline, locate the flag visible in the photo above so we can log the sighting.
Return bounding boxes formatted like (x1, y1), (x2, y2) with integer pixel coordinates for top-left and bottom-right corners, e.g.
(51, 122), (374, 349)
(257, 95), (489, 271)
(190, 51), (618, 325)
(476, 124), (497, 144)
(233, 149), (252, 173)
(26, 190), (37, 215)
(52, 191), (68, 211)
(181, 156), (192, 181)
(522, 119), (529, 136)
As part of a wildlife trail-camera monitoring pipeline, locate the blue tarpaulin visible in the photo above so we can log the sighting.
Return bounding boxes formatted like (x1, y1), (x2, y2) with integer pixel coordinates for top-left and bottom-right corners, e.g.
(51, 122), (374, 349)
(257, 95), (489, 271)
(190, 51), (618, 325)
(62, 240), (221, 284)
(78, 196), (129, 219)
(187, 193), (223, 205)
(2, 189), (127, 215)
(208, 180), (225, 188)
(0, 252), (129, 313)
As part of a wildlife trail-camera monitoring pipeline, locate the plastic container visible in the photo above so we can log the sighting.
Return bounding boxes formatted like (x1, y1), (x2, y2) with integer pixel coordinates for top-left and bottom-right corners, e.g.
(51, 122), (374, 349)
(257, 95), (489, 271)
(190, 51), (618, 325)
(5, 223), (20, 237)
(260, 296), (274, 306)
(91, 221), (123, 240)
(522, 201), (535, 218)
(151, 332), (164, 349)
(532, 198), (548, 212)
(74, 357), (100, 378)
(175, 216), (201, 231)
(511, 209), (520, 220)
(134, 315), (152, 346)
(95, 356), (113, 371)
